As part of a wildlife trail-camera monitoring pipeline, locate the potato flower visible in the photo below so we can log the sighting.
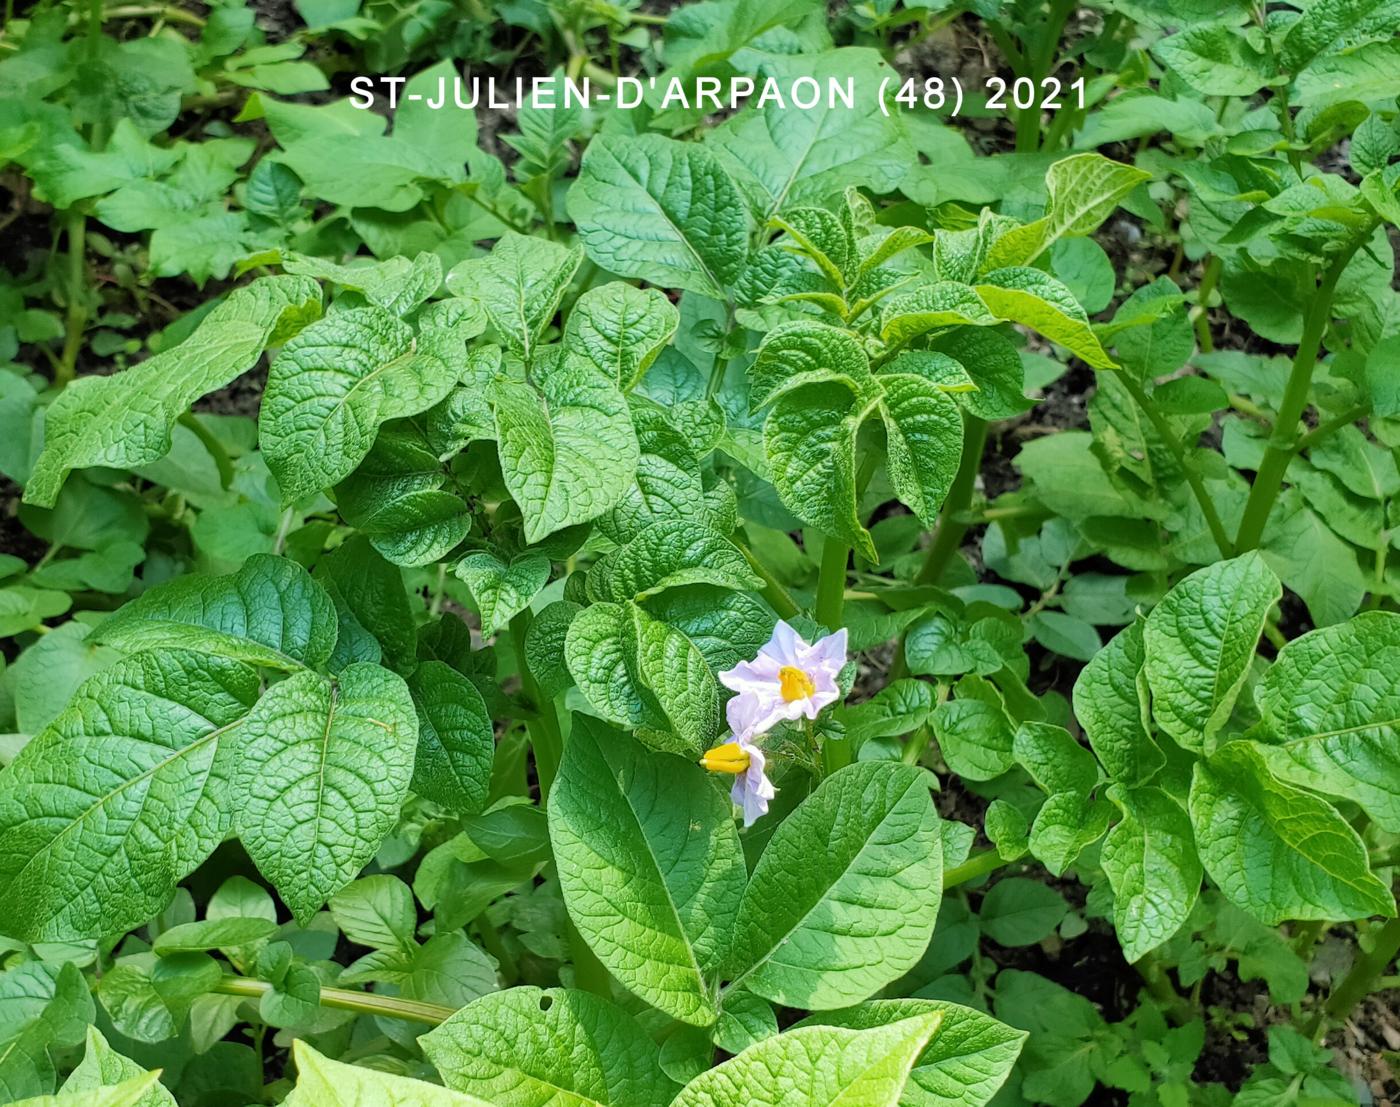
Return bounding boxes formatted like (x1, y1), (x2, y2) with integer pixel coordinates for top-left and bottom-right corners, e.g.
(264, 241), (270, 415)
(699, 622), (847, 826)
(699, 731), (776, 827)
(718, 621), (847, 740)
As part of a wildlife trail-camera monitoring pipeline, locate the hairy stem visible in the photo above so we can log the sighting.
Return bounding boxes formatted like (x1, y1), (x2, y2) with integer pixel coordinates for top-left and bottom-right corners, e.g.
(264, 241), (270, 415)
(917, 415), (988, 584)
(1234, 239), (1365, 553)
(814, 538), (849, 631)
(734, 537), (800, 619)
(1120, 375), (1232, 558)
(177, 411), (234, 490)
(1192, 255), (1221, 354)
(56, 210), (87, 386)
(212, 975), (454, 1025)
(508, 608), (564, 801)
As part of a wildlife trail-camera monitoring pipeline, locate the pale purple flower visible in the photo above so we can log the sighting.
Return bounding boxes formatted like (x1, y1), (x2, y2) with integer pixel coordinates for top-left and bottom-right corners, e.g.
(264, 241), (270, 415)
(698, 730), (776, 827)
(718, 621), (848, 741)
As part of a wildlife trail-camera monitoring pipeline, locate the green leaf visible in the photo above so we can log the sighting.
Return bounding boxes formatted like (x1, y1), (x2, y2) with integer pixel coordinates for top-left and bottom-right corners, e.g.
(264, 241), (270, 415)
(979, 878), (1067, 946)
(1073, 620), (1164, 786)
(708, 48), (913, 219)
(0, 650), (256, 941)
(446, 232), (582, 360)
(281, 251), (448, 317)
(669, 1012), (942, 1107)
(1294, 40), (1400, 108)
(60, 1027), (175, 1107)
(328, 875), (416, 952)
(549, 718), (745, 1025)
(808, 999), (1026, 1107)
(564, 601), (720, 756)
(261, 306), (466, 503)
(565, 282), (679, 390)
(974, 268), (1116, 369)
(1101, 786), (1202, 962)
(878, 373), (963, 528)
(599, 399), (712, 544)
(765, 383), (879, 562)
(407, 661), (494, 816)
(231, 662), (418, 925)
(569, 133), (751, 300)
(1151, 24), (1274, 96)
(421, 987), (678, 1107)
(315, 535), (418, 673)
(931, 679), (1015, 781)
(25, 275), (320, 507)
(286, 1040), (494, 1107)
(15, 1075), (165, 1107)
(1189, 742), (1394, 924)
(151, 916), (276, 953)
(1253, 611), (1400, 832)
(1143, 553), (1280, 752)
(749, 321), (872, 413)
(0, 961), (94, 1102)
(591, 521), (762, 603)
(879, 284), (998, 346)
(492, 351), (639, 543)
(986, 154), (1150, 268)
(97, 554), (339, 672)
(455, 551), (550, 636)
(726, 761), (941, 1009)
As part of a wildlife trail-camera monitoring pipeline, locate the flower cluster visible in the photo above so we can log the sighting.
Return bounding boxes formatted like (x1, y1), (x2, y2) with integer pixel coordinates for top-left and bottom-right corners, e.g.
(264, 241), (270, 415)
(700, 621), (847, 826)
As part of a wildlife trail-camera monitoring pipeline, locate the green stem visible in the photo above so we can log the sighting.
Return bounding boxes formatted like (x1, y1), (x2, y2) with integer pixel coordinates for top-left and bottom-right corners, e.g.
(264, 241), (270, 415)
(1192, 255), (1221, 354)
(1234, 240), (1365, 554)
(565, 917), (613, 998)
(56, 210), (87, 386)
(177, 411), (234, 490)
(1293, 404), (1369, 454)
(942, 848), (1006, 889)
(212, 975), (454, 1025)
(509, 608), (564, 801)
(1136, 956), (1195, 1025)
(814, 539), (848, 631)
(1314, 917), (1400, 1032)
(917, 416), (987, 584)
(1120, 375), (1232, 558)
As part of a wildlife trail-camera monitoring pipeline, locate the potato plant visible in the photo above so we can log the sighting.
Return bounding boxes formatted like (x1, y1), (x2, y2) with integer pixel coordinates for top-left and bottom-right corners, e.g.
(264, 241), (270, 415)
(0, 0), (1397, 1104)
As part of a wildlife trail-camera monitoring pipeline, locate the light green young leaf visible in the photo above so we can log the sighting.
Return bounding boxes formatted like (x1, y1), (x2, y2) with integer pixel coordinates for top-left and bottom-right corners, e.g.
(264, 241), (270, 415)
(492, 352), (639, 543)
(14, 1074), (165, 1107)
(1101, 786), (1202, 963)
(726, 761), (941, 1009)
(60, 1027), (175, 1107)
(568, 134), (751, 299)
(329, 875), (416, 953)
(0, 651), (258, 941)
(1028, 792), (1112, 877)
(974, 268), (1116, 369)
(931, 680), (1015, 781)
(261, 306), (466, 503)
(549, 718), (746, 1025)
(1073, 620), (1165, 787)
(407, 661), (494, 817)
(232, 663), (418, 925)
(446, 232), (582, 360)
(877, 373), (963, 528)
(670, 1012), (942, 1107)
(0, 961), (94, 1102)
(1253, 611), (1400, 832)
(97, 554), (338, 671)
(281, 251), (448, 317)
(591, 520), (761, 603)
(879, 283), (998, 347)
(808, 999), (1026, 1107)
(455, 551), (550, 636)
(286, 1040), (494, 1107)
(421, 987), (678, 1107)
(598, 399), (710, 544)
(565, 282), (679, 390)
(749, 321), (872, 413)
(1143, 553), (1280, 752)
(25, 274), (320, 507)
(765, 382), (879, 562)
(707, 48), (912, 219)
(1151, 24), (1273, 96)
(1189, 742), (1394, 925)
(985, 154), (1150, 269)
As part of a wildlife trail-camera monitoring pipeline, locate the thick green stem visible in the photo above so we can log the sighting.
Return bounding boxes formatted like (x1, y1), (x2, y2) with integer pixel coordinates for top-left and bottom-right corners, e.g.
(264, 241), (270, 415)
(1315, 917), (1400, 1033)
(814, 539), (848, 631)
(177, 411), (234, 490)
(508, 609), (564, 801)
(942, 848), (1006, 889)
(1192, 255), (1221, 354)
(212, 975), (454, 1025)
(1234, 242), (1363, 554)
(56, 210), (87, 386)
(917, 416), (987, 585)
(1120, 375), (1232, 558)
